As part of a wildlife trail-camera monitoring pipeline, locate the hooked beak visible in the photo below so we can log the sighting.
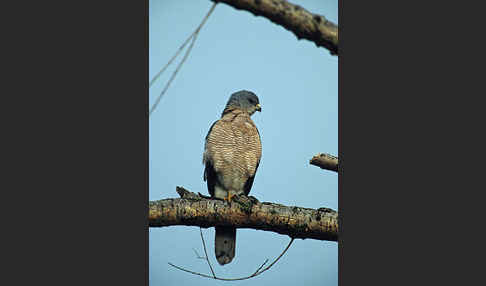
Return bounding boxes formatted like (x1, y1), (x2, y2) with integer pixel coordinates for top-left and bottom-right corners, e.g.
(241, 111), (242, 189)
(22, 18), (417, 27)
(256, 103), (262, 112)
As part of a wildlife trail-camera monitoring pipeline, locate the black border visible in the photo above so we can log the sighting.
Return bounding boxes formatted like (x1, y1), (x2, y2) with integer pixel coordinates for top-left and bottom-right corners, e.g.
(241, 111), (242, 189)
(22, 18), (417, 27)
(5, 1), (149, 285)
(339, 1), (475, 285)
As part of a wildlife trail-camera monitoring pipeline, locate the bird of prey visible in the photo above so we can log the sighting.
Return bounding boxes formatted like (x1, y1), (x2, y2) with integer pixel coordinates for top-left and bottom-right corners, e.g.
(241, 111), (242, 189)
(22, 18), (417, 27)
(203, 90), (262, 265)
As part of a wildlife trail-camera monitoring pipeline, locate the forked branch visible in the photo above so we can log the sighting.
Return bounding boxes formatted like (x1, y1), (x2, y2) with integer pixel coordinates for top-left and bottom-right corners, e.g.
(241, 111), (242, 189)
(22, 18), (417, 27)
(168, 228), (295, 281)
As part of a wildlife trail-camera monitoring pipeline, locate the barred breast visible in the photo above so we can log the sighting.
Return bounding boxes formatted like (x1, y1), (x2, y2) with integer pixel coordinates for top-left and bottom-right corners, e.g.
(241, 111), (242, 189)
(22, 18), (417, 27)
(204, 110), (261, 195)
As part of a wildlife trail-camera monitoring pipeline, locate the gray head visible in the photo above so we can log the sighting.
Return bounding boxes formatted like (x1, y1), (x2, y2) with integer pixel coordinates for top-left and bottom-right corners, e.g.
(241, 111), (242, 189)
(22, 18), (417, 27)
(225, 90), (261, 115)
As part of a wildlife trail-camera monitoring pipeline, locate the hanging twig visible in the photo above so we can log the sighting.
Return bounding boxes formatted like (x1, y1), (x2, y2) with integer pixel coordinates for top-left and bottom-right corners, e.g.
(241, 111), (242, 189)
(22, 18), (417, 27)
(149, 34), (196, 116)
(168, 233), (295, 281)
(149, 34), (192, 88)
(198, 228), (216, 278)
(249, 238), (294, 276)
(149, 2), (217, 116)
(192, 248), (206, 260)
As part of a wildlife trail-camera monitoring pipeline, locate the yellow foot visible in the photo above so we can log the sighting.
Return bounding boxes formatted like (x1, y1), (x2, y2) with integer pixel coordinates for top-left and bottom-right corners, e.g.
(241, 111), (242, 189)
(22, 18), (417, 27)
(225, 192), (235, 202)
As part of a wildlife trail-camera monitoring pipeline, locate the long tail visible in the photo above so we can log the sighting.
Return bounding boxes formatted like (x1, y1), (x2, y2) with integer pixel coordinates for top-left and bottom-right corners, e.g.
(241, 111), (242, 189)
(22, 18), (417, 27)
(214, 226), (236, 265)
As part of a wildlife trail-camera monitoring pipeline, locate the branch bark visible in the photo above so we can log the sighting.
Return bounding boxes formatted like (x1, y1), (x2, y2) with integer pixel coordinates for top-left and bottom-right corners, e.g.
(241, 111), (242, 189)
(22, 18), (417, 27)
(212, 0), (338, 55)
(310, 153), (338, 172)
(149, 186), (338, 241)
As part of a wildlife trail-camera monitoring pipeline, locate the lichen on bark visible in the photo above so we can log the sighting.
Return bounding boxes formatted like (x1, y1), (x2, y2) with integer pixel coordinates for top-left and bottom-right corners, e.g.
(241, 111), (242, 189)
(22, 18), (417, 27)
(149, 187), (338, 242)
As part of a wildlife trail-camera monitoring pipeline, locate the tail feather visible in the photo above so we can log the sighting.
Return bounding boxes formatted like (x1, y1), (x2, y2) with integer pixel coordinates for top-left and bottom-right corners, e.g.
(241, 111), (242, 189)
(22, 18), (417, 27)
(215, 226), (236, 265)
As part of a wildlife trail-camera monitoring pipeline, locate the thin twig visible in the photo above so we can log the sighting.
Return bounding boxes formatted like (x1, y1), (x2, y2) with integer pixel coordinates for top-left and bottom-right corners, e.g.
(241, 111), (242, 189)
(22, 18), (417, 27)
(149, 34), (197, 116)
(149, 2), (217, 88)
(168, 262), (217, 279)
(149, 3), (217, 116)
(192, 248), (206, 260)
(251, 259), (269, 275)
(199, 228), (216, 278)
(149, 33), (192, 88)
(168, 237), (295, 281)
(252, 238), (295, 276)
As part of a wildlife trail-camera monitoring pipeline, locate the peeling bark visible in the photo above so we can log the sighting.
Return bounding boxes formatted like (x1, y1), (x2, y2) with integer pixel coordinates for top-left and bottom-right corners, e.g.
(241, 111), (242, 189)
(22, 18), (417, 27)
(212, 0), (338, 55)
(310, 153), (339, 172)
(149, 187), (338, 242)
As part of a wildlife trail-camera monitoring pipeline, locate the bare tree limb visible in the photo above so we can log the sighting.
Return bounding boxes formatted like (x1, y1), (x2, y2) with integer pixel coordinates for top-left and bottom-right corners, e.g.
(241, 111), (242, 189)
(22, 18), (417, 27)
(212, 0), (338, 55)
(149, 186), (338, 241)
(168, 234), (294, 281)
(310, 153), (338, 172)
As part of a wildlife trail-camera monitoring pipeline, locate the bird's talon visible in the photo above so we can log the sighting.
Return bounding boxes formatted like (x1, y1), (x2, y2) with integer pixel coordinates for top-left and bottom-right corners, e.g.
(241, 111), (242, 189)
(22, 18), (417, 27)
(226, 193), (235, 202)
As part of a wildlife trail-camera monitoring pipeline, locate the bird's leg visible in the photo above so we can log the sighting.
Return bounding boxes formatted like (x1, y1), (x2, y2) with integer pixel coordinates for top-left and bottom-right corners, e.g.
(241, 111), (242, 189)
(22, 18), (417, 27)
(225, 192), (235, 202)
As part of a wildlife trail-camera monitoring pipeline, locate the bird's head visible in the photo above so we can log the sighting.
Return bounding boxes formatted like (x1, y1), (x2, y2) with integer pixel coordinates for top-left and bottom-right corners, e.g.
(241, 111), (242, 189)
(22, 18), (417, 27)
(225, 90), (261, 116)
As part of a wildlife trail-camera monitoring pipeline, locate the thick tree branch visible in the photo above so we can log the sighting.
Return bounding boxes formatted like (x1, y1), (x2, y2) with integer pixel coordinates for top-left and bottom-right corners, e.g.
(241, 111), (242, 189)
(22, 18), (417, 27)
(310, 153), (338, 172)
(212, 0), (338, 55)
(149, 186), (338, 241)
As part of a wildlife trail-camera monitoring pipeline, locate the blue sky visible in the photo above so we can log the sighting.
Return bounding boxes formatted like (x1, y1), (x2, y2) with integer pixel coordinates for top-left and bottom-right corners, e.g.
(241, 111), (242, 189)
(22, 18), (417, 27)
(149, 0), (338, 285)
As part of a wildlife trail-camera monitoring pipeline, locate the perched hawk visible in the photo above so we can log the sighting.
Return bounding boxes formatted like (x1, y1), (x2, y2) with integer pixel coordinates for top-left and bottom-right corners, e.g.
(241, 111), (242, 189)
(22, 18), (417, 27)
(203, 90), (262, 265)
